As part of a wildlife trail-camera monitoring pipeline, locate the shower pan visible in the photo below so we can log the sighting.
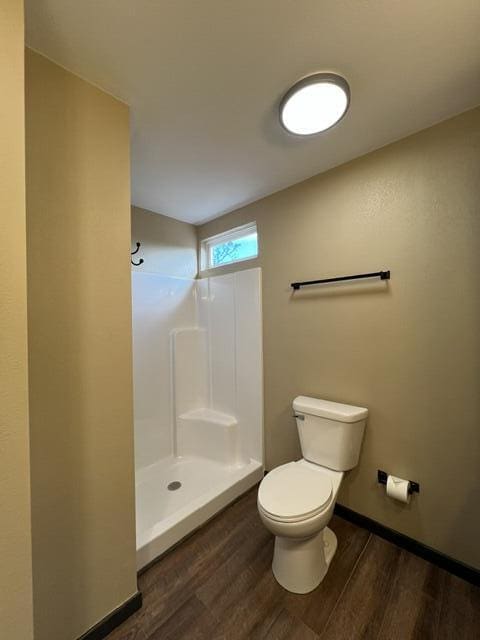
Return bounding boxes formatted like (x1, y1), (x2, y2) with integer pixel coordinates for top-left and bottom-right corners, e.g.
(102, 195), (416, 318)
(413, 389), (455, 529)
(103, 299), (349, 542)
(132, 268), (263, 569)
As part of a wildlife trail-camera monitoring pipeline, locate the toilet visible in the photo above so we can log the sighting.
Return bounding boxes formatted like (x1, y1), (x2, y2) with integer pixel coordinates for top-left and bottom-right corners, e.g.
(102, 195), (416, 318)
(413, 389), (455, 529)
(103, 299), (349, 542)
(257, 395), (368, 594)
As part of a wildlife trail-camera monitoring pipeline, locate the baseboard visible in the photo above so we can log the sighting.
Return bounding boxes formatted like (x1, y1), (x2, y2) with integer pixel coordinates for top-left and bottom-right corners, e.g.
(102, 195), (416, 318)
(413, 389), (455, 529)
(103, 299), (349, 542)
(77, 591), (143, 640)
(335, 504), (480, 587)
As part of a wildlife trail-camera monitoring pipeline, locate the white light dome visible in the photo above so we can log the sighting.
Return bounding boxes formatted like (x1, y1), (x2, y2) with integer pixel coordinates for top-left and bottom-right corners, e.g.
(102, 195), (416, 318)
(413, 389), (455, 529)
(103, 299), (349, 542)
(280, 73), (350, 136)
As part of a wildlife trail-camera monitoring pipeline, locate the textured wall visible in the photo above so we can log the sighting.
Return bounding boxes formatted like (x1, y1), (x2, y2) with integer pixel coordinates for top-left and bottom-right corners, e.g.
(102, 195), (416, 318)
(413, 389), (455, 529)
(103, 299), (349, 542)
(26, 49), (137, 640)
(198, 107), (480, 569)
(131, 206), (197, 277)
(0, 3), (34, 638)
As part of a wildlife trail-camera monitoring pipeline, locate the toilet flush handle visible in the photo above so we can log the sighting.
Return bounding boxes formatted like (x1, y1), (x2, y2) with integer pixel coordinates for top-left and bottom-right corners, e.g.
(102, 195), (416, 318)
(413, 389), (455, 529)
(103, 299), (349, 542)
(293, 413), (305, 420)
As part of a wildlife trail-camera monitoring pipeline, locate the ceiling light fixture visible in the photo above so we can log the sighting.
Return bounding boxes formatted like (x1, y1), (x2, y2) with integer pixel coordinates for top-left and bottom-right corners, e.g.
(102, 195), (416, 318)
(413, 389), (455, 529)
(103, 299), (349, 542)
(280, 73), (350, 136)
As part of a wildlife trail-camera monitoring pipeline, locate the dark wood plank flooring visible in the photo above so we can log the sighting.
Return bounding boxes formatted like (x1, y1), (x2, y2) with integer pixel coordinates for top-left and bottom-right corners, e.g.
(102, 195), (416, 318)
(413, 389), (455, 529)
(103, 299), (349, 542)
(107, 489), (480, 640)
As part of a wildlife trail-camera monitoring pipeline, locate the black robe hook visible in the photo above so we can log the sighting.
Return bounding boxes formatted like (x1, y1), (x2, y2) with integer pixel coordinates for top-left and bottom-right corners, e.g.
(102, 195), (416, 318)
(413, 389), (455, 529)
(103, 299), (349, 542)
(131, 242), (144, 266)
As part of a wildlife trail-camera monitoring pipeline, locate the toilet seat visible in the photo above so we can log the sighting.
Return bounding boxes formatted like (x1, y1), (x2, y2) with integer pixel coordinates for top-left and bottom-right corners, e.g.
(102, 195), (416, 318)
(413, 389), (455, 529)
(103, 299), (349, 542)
(258, 462), (332, 523)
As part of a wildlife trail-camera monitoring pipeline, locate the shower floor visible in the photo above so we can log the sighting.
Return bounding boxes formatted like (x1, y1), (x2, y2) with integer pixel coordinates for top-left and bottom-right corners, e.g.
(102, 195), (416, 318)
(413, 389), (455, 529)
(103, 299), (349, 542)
(135, 455), (263, 570)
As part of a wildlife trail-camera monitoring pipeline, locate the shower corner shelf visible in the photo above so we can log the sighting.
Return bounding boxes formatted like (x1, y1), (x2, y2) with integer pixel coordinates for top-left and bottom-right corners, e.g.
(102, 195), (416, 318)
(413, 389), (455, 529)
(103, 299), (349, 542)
(179, 408), (238, 428)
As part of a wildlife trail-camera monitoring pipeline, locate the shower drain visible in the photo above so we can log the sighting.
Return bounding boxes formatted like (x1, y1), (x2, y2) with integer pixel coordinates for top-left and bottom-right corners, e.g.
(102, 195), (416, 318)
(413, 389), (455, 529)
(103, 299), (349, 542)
(167, 481), (182, 491)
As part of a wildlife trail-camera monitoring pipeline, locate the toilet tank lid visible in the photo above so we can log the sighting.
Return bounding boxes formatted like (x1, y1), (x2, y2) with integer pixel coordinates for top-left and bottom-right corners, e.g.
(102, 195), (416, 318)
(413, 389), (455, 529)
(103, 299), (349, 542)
(293, 396), (368, 423)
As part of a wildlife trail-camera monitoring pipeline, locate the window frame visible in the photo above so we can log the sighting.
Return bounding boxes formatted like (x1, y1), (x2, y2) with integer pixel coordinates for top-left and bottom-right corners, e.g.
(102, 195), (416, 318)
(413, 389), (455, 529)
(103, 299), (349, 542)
(200, 222), (259, 271)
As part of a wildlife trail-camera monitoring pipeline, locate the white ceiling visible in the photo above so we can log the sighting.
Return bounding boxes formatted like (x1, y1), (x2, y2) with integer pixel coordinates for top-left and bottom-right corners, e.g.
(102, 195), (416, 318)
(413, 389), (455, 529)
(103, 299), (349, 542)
(26, 1), (480, 224)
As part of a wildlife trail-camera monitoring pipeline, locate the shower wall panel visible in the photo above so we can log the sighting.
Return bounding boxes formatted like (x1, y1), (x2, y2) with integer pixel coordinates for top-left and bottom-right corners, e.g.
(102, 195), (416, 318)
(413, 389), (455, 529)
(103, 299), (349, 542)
(196, 268), (263, 463)
(171, 328), (208, 417)
(233, 269), (263, 462)
(207, 274), (237, 415)
(132, 272), (196, 470)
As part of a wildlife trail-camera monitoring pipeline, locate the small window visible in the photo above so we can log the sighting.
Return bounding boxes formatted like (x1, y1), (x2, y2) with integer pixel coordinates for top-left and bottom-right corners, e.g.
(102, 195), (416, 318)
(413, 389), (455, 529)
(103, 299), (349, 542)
(201, 222), (258, 270)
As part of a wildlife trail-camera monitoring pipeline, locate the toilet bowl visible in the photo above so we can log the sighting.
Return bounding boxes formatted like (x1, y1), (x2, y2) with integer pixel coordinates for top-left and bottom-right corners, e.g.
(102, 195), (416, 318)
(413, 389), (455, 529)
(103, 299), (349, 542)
(258, 460), (343, 593)
(258, 396), (367, 594)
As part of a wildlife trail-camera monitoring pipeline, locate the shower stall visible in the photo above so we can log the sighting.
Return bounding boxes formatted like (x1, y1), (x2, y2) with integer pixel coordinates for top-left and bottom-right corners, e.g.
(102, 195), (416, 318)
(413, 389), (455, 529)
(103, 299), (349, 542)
(132, 267), (263, 569)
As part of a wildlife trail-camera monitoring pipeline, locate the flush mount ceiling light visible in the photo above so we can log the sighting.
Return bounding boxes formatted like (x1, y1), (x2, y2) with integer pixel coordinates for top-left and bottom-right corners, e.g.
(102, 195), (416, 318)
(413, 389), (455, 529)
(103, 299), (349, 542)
(280, 73), (350, 136)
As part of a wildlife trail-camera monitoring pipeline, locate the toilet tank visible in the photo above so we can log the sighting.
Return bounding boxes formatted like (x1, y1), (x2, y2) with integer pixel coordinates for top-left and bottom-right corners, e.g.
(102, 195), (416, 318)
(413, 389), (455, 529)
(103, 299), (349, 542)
(293, 396), (368, 471)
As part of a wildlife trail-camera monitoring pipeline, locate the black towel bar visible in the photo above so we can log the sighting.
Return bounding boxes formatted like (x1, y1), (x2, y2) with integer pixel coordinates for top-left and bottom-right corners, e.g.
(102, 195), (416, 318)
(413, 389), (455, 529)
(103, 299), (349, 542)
(291, 270), (390, 290)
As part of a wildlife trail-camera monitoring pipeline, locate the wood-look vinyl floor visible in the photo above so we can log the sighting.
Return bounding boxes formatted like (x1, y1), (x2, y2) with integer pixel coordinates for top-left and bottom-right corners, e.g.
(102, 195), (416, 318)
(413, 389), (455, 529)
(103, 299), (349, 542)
(108, 489), (480, 640)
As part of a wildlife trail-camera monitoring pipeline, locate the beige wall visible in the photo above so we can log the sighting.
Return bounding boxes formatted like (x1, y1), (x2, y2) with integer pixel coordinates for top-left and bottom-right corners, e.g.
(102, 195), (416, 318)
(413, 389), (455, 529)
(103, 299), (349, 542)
(131, 206), (197, 277)
(0, 3), (34, 638)
(199, 107), (480, 569)
(26, 49), (137, 640)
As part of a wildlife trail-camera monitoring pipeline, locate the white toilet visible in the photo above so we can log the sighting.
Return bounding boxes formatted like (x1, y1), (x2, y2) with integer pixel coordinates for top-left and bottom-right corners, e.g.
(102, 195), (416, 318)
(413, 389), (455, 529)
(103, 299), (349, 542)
(257, 396), (367, 594)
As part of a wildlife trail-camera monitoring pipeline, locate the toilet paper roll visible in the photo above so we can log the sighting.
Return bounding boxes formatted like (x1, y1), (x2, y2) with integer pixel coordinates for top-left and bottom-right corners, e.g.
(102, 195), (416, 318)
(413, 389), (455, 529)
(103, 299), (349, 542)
(386, 475), (411, 504)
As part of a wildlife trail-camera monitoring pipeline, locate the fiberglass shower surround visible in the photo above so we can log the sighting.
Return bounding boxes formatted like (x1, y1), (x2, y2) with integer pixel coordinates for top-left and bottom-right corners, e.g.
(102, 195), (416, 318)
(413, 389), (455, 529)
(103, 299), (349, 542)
(132, 267), (263, 569)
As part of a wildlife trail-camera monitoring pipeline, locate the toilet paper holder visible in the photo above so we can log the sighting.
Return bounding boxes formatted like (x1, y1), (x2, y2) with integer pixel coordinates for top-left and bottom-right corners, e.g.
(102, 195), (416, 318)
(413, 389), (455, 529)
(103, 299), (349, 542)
(377, 469), (420, 494)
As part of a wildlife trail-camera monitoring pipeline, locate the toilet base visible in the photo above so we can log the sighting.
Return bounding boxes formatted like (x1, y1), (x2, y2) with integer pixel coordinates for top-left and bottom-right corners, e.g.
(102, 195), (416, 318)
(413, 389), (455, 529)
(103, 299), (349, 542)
(272, 527), (338, 594)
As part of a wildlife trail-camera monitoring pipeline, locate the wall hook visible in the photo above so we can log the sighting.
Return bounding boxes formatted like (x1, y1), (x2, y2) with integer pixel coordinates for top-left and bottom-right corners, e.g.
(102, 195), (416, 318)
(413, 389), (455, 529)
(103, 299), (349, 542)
(131, 242), (144, 266)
